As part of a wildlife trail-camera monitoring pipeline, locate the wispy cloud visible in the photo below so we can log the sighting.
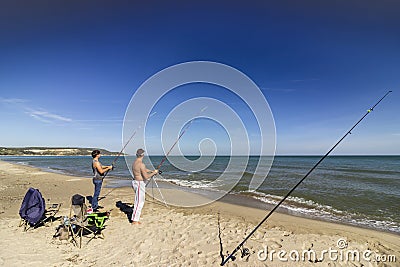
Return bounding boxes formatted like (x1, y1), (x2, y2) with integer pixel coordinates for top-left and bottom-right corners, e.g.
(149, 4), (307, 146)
(1, 97), (73, 124)
(26, 109), (72, 123)
(2, 97), (123, 125)
(0, 97), (29, 104)
(29, 113), (52, 123)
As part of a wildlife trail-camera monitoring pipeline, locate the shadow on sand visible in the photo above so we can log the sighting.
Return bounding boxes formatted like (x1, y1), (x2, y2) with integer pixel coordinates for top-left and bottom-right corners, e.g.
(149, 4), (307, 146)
(116, 201), (133, 222)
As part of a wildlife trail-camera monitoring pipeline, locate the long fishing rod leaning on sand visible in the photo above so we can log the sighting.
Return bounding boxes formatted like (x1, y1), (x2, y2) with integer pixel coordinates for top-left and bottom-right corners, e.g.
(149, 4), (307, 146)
(220, 91), (393, 266)
(145, 106), (208, 207)
(102, 112), (157, 199)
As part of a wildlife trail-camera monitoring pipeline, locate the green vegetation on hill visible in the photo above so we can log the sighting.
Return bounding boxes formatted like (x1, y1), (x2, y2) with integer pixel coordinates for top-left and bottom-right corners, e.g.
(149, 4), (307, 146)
(0, 147), (119, 156)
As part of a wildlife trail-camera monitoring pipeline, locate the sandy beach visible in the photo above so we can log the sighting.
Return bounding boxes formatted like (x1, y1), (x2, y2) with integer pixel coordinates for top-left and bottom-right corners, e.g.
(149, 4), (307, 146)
(0, 160), (398, 266)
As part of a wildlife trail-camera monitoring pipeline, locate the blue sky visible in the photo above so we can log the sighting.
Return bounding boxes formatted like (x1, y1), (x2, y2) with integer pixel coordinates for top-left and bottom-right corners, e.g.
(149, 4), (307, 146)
(0, 0), (399, 155)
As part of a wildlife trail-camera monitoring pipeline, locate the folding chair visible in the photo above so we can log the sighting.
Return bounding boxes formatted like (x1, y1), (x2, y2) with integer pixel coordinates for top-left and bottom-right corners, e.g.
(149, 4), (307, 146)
(68, 194), (109, 248)
(19, 187), (62, 231)
(85, 212), (109, 243)
(41, 202), (62, 226)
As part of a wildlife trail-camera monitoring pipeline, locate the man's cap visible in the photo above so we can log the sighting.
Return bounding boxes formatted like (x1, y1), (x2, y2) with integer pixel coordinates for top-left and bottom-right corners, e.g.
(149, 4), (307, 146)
(136, 148), (145, 156)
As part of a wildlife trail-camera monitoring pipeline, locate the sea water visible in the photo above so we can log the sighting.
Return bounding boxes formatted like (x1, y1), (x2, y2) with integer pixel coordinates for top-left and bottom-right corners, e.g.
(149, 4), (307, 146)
(2, 155), (399, 233)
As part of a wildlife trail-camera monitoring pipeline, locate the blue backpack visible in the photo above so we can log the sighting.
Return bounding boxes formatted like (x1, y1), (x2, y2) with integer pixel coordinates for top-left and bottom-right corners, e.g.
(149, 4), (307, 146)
(19, 188), (46, 225)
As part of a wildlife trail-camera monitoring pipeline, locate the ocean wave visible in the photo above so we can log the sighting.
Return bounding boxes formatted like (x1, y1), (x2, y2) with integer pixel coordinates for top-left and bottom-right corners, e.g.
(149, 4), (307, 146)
(162, 178), (223, 190)
(244, 191), (400, 233)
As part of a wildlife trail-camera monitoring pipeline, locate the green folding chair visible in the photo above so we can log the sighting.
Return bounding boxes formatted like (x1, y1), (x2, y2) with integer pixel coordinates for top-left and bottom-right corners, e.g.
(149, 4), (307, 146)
(85, 211), (110, 244)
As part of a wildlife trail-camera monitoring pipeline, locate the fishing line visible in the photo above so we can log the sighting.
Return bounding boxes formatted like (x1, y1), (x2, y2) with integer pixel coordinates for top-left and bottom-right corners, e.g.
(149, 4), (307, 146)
(157, 106), (208, 171)
(146, 106), (208, 185)
(221, 90), (392, 266)
(101, 112), (157, 198)
(145, 106), (207, 206)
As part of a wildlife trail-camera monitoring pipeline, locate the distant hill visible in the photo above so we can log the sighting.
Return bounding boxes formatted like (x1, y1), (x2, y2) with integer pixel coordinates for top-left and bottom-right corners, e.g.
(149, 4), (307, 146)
(0, 147), (120, 156)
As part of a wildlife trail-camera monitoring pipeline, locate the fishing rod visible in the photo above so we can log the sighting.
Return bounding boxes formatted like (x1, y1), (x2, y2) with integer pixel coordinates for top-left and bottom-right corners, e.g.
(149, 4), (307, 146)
(144, 107), (207, 207)
(221, 90), (392, 266)
(158, 106), (207, 170)
(102, 112), (157, 179)
(101, 112), (157, 199)
(146, 106), (208, 183)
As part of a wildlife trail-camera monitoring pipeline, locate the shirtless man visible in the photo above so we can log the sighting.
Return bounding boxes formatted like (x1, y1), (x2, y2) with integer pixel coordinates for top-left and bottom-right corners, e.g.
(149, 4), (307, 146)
(131, 148), (158, 224)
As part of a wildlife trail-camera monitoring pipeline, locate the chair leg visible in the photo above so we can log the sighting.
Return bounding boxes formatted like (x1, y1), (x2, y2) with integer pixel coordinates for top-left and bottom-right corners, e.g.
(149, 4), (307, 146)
(68, 225), (75, 246)
(19, 219), (26, 230)
(21, 220), (31, 232)
(68, 225), (82, 248)
(79, 227), (83, 248)
(86, 235), (95, 245)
